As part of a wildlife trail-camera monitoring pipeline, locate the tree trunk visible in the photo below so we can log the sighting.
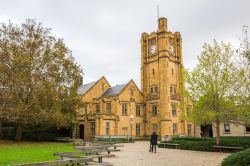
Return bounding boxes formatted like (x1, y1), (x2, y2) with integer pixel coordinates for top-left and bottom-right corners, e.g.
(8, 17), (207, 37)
(215, 120), (221, 145)
(15, 125), (23, 141)
(0, 119), (3, 139)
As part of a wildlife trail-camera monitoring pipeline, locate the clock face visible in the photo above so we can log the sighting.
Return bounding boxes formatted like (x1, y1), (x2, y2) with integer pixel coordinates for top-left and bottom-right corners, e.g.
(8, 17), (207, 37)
(150, 45), (157, 54)
(169, 45), (175, 54)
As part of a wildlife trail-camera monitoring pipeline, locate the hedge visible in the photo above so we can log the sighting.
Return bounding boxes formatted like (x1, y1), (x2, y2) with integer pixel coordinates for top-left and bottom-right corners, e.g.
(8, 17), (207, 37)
(160, 136), (250, 152)
(222, 148), (250, 166)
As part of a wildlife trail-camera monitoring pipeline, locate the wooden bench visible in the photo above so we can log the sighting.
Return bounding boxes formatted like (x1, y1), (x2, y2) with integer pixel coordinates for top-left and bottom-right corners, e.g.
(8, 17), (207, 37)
(108, 144), (124, 150)
(75, 146), (120, 155)
(213, 146), (243, 152)
(54, 151), (115, 163)
(158, 143), (180, 149)
(11, 158), (94, 166)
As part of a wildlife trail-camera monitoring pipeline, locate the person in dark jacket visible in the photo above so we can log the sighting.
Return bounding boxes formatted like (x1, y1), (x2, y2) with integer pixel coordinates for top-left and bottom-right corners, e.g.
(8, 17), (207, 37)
(149, 132), (158, 153)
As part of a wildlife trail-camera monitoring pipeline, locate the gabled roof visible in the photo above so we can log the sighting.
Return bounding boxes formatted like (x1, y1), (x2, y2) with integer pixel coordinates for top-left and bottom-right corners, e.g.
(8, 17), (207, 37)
(77, 81), (97, 95)
(102, 83), (127, 97)
(77, 76), (111, 96)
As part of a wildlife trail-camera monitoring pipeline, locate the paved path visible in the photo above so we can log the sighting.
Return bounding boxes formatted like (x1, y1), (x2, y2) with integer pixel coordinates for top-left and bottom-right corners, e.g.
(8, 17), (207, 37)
(105, 141), (229, 166)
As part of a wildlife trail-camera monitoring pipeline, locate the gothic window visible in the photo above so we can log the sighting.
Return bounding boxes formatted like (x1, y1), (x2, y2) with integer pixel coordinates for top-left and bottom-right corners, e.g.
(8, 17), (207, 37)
(155, 86), (158, 93)
(152, 105), (158, 116)
(187, 124), (192, 135)
(136, 105), (141, 116)
(224, 123), (230, 132)
(96, 104), (100, 113)
(130, 88), (134, 97)
(171, 68), (174, 75)
(150, 87), (154, 93)
(106, 103), (111, 115)
(106, 122), (110, 135)
(170, 85), (177, 94)
(148, 38), (156, 45)
(122, 103), (128, 115)
(173, 123), (177, 134)
(136, 123), (140, 136)
(102, 83), (105, 92)
(90, 122), (95, 135)
(172, 104), (177, 116)
(152, 69), (155, 75)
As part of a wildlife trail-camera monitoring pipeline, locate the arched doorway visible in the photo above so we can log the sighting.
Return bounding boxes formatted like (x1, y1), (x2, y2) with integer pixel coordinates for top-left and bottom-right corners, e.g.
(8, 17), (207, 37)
(79, 124), (84, 139)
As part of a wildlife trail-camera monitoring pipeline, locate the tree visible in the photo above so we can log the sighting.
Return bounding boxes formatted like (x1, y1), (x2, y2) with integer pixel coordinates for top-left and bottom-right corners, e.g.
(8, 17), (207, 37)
(235, 26), (250, 125)
(185, 40), (238, 145)
(0, 19), (83, 141)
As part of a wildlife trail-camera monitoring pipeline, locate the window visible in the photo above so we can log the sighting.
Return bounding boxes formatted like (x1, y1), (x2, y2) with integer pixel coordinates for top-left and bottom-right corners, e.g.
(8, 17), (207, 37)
(187, 124), (192, 135)
(130, 89), (134, 97)
(106, 103), (111, 115)
(96, 104), (100, 113)
(170, 86), (177, 94)
(173, 123), (177, 134)
(155, 86), (158, 93)
(106, 122), (110, 135)
(102, 83), (105, 91)
(152, 123), (158, 132)
(136, 105), (141, 116)
(246, 126), (250, 132)
(224, 123), (230, 132)
(152, 69), (155, 75)
(172, 104), (177, 116)
(136, 124), (140, 136)
(171, 68), (174, 75)
(84, 105), (88, 115)
(152, 105), (158, 116)
(148, 38), (156, 45)
(122, 104), (127, 115)
(90, 122), (95, 135)
(150, 87), (154, 93)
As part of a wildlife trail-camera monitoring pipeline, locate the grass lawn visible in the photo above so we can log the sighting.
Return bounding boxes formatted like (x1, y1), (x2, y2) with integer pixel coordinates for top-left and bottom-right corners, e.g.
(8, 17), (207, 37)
(0, 140), (75, 166)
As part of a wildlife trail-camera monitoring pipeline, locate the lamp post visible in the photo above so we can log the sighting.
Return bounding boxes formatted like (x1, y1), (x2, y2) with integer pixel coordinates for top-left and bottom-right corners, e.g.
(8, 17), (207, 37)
(130, 115), (134, 142)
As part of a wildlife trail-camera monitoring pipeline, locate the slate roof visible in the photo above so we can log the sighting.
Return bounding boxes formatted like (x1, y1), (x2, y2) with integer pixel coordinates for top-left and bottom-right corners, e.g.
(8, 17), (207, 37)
(102, 83), (127, 97)
(77, 81), (97, 95)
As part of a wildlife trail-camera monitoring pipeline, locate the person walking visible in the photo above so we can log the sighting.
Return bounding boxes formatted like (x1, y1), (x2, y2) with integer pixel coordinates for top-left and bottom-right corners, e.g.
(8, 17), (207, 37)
(149, 132), (158, 153)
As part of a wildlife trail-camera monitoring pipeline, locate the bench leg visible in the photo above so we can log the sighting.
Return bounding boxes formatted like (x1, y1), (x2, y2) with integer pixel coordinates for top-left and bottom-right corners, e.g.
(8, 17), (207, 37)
(98, 157), (103, 163)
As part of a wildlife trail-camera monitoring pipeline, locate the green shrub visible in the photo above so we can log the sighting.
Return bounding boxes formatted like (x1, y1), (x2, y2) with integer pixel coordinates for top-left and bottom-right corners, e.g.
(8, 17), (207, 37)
(160, 136), (250, 152)
(222, 148), (250, 166)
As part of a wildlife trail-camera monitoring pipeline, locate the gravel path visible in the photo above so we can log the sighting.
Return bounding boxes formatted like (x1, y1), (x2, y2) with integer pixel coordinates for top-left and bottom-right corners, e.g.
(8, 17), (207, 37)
(105, 141), (229, 166)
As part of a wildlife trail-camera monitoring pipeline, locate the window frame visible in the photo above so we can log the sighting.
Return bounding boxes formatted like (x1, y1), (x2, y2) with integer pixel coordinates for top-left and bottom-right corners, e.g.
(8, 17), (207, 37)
(90, 122), (95, 135)
(136, 123), (140, 136)
(152, 105), (158, 116)
(122, 103), (128, 115)
(172, 104), (177, 116)
(106, 122), (110, 135)
(136, 105), (141, 117)
(173, 123), (177, 134)
(106, 103), (111, 115)
(95, 104), (100, 113)
(224, 123), (230, 133)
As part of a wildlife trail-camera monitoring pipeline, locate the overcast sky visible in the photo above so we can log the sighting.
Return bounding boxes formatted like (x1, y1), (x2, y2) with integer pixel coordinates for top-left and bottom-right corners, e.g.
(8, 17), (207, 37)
(0, 0), (249, 87)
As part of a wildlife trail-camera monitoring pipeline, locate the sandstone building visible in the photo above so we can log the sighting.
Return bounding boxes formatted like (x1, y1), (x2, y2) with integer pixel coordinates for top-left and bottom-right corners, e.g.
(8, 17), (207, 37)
(75, 17), (195, 140)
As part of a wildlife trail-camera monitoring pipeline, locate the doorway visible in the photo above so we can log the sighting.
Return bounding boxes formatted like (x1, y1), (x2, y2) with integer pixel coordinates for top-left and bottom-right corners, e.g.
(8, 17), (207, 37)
(79, 124), (84, 139)
(201, 125), (213, 137)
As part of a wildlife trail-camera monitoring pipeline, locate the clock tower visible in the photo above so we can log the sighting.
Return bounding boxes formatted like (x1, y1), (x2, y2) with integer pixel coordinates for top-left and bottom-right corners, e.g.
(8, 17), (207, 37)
(141, 17), (186, 137)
